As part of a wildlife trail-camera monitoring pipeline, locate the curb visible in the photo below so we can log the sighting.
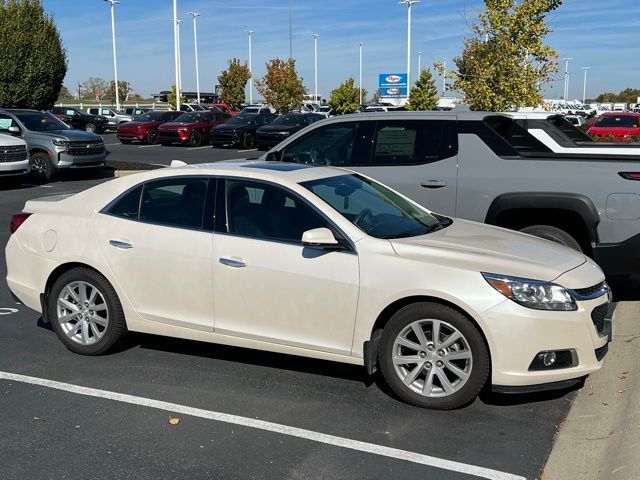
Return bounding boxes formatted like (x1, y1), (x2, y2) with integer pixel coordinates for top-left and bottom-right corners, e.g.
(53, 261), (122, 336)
(543, 302), (640, 480)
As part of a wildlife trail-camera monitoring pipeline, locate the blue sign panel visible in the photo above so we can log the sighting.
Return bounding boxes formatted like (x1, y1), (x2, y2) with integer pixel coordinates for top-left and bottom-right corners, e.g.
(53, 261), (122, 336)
(379, 73), (408, 97)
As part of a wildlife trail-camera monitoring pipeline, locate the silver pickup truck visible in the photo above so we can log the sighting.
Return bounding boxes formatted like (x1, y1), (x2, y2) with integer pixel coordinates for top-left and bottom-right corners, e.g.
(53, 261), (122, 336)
(262, 110), (640, 278)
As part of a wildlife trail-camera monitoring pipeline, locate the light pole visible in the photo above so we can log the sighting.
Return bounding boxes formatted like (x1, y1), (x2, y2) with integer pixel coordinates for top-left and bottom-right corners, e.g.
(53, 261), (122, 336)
(562, 57), (572, 100)
(417, 51), (422, 75)
(289, 0), (293, 59)
(103, 0), (120, 111)
(400, 0), (420, 91)
(188, 12), (201, 104)
(442, 57), (447, 96)
(582, 67), (590, 105)
(312, 33), (319, 102)
(172, 0), (181, 110)
(246, 30), (253, 105)
(177, 19), (183, 98)
(359, 42), (363, 105)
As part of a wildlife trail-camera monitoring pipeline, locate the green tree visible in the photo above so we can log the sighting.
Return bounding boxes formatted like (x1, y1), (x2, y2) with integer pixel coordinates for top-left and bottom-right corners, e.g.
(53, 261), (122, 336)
(218, 58), (251, 107)
(56, 85), (73, 102)
(255, 58), (306, 113)
(167, 84), (185, 110)
(81, 77), (108, 100)
(406, 69), (438, 110)
(328, 78), (366, 115)
(448, 0), (562, 111)
(105, 80), (133, 105)
(0, 0), (67, 109)
(596, 88), (640, 104)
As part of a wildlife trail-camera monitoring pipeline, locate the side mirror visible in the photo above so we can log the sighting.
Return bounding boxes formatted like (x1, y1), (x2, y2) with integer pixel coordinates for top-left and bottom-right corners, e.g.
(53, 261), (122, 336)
(8, 125), (20, 135)
(301, 228), (339, 248)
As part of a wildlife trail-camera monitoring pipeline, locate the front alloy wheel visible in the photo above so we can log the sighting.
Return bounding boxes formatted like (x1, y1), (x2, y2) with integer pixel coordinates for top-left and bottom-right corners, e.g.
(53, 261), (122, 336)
(378, 302), (489, 409)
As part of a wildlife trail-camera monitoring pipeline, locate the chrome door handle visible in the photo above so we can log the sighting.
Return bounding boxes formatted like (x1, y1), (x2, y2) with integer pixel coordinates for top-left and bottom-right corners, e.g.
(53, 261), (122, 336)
(219, 257), (247, 268)
(420, 180), (447, 189)
(109, 239), (133, 249)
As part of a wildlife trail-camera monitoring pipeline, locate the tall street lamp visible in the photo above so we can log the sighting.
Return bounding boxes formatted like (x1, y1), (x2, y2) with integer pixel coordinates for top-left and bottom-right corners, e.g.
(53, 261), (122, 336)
(312, 33), (319, 103)
(562, 57), (572, 100)
(442, 57), (447, 96)
(400, 0), (420, 91)
(289, 0), (293, 59)
(246, 30), (253, 105)
(177, 19), (183, 98)
(582, 67), (591, 105)
(417, 50), (422, 75)
(188, 12), (201, 104)
(103, 0), (121, 111)
(359, 42), (363, 105)
(172, 0), (181, 110)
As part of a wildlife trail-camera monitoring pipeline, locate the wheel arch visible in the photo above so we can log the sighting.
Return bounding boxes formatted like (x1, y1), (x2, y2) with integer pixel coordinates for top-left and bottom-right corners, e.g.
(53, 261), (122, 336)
(363, 295), (492, 376)
(484, 192), (600, 251)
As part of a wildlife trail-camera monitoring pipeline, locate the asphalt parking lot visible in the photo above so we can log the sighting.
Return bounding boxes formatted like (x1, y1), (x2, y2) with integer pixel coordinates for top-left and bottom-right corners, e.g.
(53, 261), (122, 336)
(101, 132), (259, 167)
(0, 174), (590, 480)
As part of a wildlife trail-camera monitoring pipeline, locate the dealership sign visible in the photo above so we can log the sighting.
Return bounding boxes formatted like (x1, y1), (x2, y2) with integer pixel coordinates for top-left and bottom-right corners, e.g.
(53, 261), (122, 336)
(379, 73), (408, 97)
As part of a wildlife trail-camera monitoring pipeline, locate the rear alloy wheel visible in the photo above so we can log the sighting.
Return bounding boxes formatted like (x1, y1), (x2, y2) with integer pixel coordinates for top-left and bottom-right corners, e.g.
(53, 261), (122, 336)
(29, 152), (55, 182)
(84, 122), (96, 133)
(242, 133), (255, 149)
(147, 129), (158, 145)
(519, 225), (582, 251)
(48, 268), (127, 355)
(189, 131), (203, 147)
(378, 302), (489, 409)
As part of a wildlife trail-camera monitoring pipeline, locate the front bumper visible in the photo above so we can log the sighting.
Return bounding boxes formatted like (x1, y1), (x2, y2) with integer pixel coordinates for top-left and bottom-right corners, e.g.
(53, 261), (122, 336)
(158, 132), (189, 144)
(57, 150), (107, 169)
(0, 159), (30, 176)
(482, 295), (612, 388)
(211, 132), (241, 145)
(256, 133), (287, 148)
(118, 131), (147, 141)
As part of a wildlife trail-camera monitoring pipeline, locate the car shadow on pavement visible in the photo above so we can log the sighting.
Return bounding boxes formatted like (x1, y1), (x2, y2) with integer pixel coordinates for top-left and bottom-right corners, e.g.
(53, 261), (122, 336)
(479, 381), (582, 407)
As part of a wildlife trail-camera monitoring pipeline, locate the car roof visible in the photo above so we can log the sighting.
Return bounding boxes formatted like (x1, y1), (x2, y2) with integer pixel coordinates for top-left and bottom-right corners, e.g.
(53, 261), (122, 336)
(2, 109), (41, 114)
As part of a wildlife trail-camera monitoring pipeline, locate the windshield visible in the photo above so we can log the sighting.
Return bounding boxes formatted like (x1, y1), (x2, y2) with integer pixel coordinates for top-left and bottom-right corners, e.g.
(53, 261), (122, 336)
(272, 115), (302, 126)
(595, 115), (639, 128)
(302, 174), (447, 239)
(174, 112), (203, 123)
(228, 114), (255, 125)
(136, 112), (164, 122)
(16, 112), (70, 131)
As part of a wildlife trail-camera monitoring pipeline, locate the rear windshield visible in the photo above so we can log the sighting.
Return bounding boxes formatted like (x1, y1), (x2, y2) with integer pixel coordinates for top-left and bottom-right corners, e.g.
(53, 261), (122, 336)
(595, 115), (639, 128)
(15, 112), (70, 131)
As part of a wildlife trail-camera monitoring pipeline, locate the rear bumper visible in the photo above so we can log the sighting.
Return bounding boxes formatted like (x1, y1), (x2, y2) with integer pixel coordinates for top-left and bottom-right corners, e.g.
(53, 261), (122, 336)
(594, 232), (640, 276)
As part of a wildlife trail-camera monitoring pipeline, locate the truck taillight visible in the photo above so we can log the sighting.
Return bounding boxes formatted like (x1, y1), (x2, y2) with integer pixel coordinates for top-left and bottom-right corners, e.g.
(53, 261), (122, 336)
(9, 213), (32, 234)
(619, 172), (640, 181)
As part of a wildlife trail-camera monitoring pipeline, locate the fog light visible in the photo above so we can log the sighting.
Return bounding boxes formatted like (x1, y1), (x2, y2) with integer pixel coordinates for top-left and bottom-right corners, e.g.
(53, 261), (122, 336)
(528, 350), (576, 371)
(542, 351), (557, 367)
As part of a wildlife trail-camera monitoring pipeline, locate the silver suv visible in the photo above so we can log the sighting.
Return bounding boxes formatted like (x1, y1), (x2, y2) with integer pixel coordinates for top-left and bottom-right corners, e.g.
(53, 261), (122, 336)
(0, 132), (29, 180)
(86, 107), (133, 129)
(0, 109), (106, 182)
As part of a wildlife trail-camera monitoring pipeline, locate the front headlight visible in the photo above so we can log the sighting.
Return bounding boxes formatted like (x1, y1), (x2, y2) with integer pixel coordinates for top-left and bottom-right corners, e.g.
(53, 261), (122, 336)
(482, 273), (577, 311)
(52, 138), (68, 147)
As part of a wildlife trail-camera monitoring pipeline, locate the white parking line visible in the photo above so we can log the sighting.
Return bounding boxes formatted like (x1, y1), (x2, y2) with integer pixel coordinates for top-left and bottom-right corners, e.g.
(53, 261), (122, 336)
(187, 146), (211, 151)
(0, 371), (523, 480)
(238, 148), (257, 153)
(138, 144), (162, 149)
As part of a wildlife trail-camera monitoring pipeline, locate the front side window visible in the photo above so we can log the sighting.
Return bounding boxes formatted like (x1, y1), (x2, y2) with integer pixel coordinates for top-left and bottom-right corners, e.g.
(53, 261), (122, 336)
(0, 114), (18, 132)
(281, 122), (375, 166)
(302, 174), (447, 239)
(225, 179), (326, 243)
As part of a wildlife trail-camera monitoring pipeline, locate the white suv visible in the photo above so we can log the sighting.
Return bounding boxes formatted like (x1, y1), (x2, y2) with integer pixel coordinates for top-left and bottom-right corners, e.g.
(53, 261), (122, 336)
(0, 131), (29, 180)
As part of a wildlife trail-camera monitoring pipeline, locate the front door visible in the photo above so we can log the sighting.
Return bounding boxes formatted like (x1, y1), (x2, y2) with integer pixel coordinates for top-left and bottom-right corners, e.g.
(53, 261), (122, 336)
(212, 178), (360, 355)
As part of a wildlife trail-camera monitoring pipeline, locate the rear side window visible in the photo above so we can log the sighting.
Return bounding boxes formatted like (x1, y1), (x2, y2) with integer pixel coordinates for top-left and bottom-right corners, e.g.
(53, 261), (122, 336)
(140, 178), (209, 229)
(108, 186), (142, 219)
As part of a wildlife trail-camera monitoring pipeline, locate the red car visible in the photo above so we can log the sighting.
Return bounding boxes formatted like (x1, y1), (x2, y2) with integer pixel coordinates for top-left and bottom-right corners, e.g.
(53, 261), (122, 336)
(157, 110), (230, 147)
(587, 112), (640, 142)
(212, 103), (241, 116)
(117, 110), (182, 144)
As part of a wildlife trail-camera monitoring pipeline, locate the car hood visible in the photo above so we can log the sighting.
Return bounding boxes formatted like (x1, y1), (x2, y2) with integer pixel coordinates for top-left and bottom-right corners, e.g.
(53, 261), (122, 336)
(37, 130), (103, 141)
(257, 124), (300, 133)
(389, 218), (587, 283)
(215, 123), (250, 131)
(158, 122), (194, 130)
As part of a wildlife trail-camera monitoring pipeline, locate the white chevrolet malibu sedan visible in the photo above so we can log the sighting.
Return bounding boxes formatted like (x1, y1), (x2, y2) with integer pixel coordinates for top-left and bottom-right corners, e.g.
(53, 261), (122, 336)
(5, 162), (613, 409)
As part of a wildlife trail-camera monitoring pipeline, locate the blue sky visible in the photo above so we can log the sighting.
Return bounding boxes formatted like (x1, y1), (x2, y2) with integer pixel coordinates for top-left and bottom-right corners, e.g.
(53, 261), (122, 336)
(43, 0), (639, 101)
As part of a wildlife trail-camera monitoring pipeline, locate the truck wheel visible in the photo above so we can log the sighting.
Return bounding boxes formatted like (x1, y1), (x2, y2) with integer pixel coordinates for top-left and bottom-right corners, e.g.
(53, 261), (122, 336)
(29, 152), (55, 182)
(519, 225), (582, 251)
(378, 302), (489, 409)
(84, 122), (96, 133)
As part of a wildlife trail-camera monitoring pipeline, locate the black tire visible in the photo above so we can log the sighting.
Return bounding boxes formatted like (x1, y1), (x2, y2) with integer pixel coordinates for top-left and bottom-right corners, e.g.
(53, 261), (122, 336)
(147, 129), (158, 145)
(242, 133), (255, 149)
(189, 131), (203, 147)
(84, 122), (96, 133)
(47, 268), (127, 355)
(378, 302), (489, 410)
(519, 225), (582, 251)
(29, 152), (55, 182)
